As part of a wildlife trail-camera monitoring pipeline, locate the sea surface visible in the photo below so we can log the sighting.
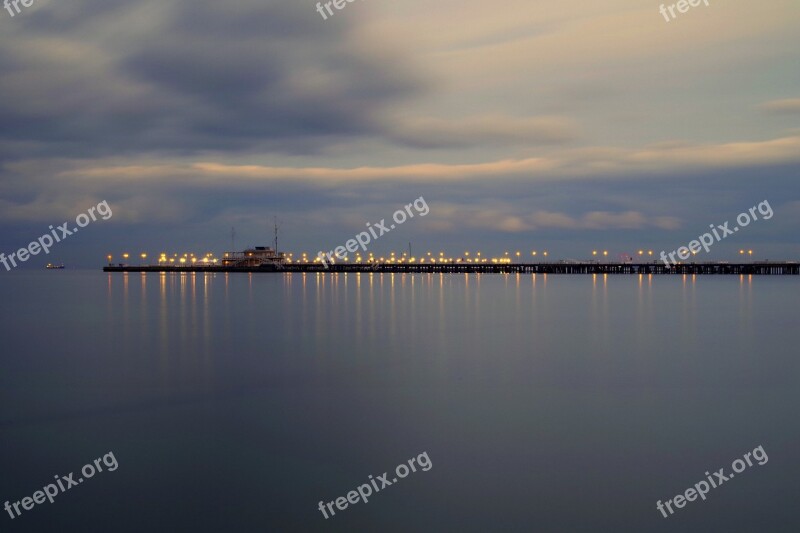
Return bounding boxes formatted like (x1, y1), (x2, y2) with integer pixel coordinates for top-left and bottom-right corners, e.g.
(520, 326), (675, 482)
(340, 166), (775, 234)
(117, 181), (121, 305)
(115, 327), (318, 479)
(1, 270), (799, 532)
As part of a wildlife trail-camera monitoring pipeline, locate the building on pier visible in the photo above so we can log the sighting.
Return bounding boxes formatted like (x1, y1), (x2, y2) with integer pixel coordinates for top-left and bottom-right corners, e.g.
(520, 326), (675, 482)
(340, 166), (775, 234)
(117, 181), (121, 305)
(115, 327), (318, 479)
(220, 246), (286, 267)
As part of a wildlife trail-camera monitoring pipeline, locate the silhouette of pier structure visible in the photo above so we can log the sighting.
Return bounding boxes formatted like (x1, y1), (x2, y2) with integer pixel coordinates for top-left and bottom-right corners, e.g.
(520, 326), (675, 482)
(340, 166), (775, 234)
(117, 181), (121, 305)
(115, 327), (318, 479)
(103, 262), (800, 275)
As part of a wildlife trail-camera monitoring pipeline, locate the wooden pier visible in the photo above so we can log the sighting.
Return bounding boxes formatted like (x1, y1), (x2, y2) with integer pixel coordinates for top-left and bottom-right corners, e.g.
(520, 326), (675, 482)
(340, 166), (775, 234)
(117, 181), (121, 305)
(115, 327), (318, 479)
(103, 262), (800, 275)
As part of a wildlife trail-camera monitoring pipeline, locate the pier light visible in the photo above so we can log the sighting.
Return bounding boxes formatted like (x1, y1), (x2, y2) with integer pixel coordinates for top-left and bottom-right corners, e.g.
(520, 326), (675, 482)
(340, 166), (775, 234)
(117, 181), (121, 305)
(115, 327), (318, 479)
(648, 251), (653, 256)
(543, 251), (548, 257)
(141, 253), (147, 259)
(748, 250), (753, 256)
(107, 254), (112, 262)
(191, 257), (197, 263)
(122, 253), (129, 259)
(179, 257), (186, 264)
(603, 251), (608, 256)
(592, 251), (597, 256)
(169, 258), (175, 263)
(739, 250), (745, 255)
(638, 250), (644, 255)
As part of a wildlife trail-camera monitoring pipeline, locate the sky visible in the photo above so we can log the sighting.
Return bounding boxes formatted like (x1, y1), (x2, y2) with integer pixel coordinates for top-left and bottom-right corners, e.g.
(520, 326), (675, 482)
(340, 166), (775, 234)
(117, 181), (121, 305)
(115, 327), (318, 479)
(0, 0), (799, 267)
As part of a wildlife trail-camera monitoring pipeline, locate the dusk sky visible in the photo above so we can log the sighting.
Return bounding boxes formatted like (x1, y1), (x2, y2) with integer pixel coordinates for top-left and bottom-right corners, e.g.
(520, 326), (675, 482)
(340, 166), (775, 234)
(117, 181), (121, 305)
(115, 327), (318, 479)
(1, 0), (799, 266)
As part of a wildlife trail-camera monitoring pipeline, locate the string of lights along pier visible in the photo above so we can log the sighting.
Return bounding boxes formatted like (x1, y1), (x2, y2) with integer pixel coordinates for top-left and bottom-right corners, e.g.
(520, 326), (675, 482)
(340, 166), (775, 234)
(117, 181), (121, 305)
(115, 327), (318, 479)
(103, 247), (799, 275)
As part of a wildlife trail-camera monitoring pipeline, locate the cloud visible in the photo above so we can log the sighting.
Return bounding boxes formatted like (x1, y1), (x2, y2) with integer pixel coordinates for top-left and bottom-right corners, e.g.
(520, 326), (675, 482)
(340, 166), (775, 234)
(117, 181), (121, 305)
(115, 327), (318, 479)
(401, 204), (680, 235)
(52, 134), (800, 187)
(759, 98), (800, 114)
(387, 115), (578, 149)
(0, 0), (798, 262)
(0, 0), (428, 159)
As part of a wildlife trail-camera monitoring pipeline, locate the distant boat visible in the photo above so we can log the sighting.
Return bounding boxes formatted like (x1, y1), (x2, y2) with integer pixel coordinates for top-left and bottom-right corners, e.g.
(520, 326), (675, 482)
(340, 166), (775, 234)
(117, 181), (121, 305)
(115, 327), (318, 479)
(45, 263), (65, 269)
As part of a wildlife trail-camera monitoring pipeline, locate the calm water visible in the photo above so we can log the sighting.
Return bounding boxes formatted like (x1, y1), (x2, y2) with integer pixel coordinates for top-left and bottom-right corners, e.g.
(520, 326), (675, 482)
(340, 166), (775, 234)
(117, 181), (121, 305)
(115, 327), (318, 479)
(1, 270), (798, 532)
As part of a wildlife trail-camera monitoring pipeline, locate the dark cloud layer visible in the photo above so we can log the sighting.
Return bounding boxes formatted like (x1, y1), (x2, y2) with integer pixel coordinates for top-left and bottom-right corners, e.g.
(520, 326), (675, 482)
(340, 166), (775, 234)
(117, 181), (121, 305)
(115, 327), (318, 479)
(0, 1), (797, 265)
(0, 0), (426, 158)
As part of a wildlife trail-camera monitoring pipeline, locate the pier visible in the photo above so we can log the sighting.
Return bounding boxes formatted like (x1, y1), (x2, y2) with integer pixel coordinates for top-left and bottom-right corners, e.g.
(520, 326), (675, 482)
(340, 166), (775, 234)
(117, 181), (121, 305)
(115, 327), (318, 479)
(103, 262), (800, 275)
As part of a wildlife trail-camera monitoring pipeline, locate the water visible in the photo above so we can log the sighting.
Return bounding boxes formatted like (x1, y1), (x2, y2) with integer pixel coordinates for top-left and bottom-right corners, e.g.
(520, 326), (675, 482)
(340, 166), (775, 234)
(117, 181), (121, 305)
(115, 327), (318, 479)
(1, 271), (798, 532)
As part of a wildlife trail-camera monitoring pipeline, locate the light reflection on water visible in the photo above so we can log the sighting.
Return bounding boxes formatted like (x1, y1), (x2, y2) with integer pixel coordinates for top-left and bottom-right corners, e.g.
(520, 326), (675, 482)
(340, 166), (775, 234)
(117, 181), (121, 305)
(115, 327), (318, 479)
(15, 270), (777, 403)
